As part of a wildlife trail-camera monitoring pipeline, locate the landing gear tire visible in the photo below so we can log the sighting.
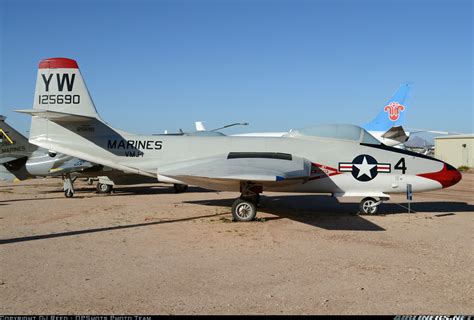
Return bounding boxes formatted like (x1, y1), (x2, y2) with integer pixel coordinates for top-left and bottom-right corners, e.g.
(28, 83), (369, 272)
(173, 184), (189, 193)
(87, 178), (94, 185)
(232, 199), (257, 222)
(97, 183), (113, 194)
(62, 174), (76, 198)
(359, 197), (379, 215)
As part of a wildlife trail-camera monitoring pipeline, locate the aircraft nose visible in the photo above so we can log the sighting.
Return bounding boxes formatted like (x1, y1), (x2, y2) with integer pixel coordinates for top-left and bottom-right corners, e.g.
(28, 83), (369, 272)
(450, 165), (463, 186)
(418, 163), (462, 188)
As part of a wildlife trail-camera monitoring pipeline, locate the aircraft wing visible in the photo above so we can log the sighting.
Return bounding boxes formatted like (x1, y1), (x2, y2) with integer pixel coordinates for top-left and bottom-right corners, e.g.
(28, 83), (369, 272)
(158, 152), (312, 191)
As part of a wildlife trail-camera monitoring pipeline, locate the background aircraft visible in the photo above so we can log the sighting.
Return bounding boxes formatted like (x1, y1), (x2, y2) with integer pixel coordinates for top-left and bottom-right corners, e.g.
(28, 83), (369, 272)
(0, 115), (100, 196)
(0, 115), (169, 197)
(362, 83), (411, 146)
(18, 58), (462, 220)
(231, 83), (412, 146)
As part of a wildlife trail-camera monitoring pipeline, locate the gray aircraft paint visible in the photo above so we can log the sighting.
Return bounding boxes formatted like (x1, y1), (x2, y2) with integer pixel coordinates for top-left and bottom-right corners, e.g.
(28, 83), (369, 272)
(19, 58), (461, 199)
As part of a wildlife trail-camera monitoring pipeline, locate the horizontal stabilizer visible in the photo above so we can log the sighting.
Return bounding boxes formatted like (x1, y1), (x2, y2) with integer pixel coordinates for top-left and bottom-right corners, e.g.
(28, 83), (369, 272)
(1, 157), (34, 180)
(16, 109), (96, 122)
(1, 116), (37, 160)
(407, 128), (465, 135)
(0, 157), (19, 164)
(381, 126), (408, 143)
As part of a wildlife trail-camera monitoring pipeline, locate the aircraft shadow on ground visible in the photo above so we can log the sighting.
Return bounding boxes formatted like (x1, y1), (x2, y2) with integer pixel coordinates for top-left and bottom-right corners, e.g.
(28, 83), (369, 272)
(1, 186), (213, 201)
(260, 194), (474, 214)
(184, 194), (474, 231)
(107, 185), (214, 195)
(0, 197), (72, 203)
(184, 195), (384, 231)
(0, 212), (228, 245)
(2, 195), (472, 245)
(42, 185), (215, 196)
(0, 183), (54, 188)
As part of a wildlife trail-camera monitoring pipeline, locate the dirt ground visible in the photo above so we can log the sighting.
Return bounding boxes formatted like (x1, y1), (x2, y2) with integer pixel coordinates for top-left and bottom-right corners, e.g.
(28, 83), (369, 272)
(0, 174), (473, 315)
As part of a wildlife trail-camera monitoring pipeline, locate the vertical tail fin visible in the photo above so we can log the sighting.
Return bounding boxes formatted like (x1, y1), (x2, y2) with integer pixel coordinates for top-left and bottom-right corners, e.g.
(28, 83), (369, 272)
(364, 83), (412, 132)
(0, 116), (36, 180)
(0, 116), (37, 160)
(195, 121), (207, 131)
(17, 58), (152, 177)
(33, 58), (100, 119)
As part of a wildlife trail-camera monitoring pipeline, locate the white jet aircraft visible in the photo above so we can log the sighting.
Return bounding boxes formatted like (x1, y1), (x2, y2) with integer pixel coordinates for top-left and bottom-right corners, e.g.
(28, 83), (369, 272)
(18, 58), (462, 220)
(232, 83), (412, 146)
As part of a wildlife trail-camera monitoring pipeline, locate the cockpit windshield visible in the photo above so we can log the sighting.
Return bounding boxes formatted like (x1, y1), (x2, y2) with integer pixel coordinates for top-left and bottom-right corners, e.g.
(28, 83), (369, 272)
(285, 124), (380, 145)
(361, 129), (382, 145)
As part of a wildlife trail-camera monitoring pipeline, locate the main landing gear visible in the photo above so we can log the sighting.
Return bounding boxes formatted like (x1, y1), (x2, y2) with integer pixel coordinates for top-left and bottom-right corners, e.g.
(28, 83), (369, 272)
(96, 182), (113, 194)
(231, 182), (262, 222)
(96, 176), (114, 194)
(359, 197), (384, 215)
(63, 173), (77, 198)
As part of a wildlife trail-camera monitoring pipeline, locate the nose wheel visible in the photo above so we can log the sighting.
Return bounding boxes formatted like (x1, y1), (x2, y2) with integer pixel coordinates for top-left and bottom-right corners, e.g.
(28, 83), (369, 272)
(359, 197), (380, 215)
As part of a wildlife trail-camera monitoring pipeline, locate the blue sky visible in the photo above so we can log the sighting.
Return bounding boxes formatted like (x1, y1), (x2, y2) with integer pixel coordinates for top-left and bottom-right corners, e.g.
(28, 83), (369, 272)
(1, 0), (472, 136)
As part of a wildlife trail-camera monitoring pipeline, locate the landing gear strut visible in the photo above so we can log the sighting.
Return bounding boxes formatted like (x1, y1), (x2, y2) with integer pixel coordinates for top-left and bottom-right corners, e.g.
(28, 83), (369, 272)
(359, 197), (382, 215)
(232, 182), (262, 222)
(63, 174), (77, 198)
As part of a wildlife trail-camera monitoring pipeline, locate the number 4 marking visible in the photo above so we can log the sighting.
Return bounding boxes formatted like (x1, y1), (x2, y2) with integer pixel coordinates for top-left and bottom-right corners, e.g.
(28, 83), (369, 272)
(395, 158), (407, 174)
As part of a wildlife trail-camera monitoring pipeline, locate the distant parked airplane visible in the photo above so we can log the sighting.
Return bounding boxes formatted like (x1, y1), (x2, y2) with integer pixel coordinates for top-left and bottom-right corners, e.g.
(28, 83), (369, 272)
(232, 84), (412, 147)
(0, 116), (177, 196)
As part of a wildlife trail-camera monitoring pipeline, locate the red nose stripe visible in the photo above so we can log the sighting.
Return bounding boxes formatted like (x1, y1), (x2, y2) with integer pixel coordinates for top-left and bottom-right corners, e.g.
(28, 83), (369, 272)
(417, 164), (462, 188)
(39, 58), (78, 69)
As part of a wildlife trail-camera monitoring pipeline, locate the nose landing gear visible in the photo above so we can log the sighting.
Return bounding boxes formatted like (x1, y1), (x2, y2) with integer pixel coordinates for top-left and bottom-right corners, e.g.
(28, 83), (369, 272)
(359, 197), (383, 215)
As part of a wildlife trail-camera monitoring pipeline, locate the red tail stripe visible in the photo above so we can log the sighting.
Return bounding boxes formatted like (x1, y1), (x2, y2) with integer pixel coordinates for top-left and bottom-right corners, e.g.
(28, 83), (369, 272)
(39, 58), (79, 69)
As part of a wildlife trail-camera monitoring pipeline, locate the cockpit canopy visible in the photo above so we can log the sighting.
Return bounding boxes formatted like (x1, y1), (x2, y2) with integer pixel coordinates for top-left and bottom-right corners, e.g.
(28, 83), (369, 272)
(284, 123), (380, 145)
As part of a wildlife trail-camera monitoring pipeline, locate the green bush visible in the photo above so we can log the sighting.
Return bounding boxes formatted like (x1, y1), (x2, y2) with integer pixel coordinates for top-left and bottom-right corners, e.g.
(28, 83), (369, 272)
(457, 166), (470, 172)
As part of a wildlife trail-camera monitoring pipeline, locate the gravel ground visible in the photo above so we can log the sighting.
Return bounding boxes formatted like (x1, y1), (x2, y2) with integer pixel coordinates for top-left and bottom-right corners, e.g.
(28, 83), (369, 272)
(0, 174), (472, 314)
